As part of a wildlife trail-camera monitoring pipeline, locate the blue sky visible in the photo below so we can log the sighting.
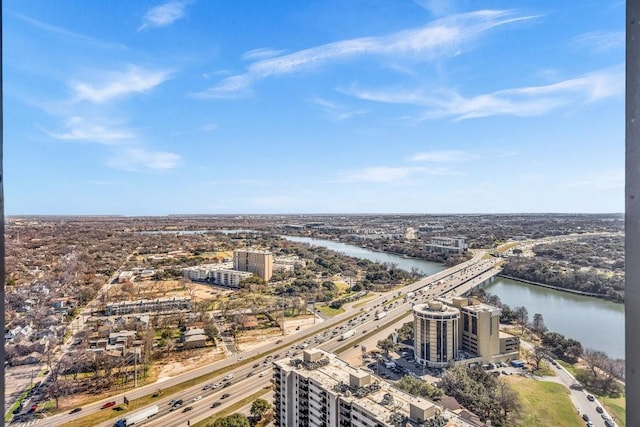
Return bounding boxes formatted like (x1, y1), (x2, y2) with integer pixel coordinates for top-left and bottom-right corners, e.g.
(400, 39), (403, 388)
(4, 0), (624, 215)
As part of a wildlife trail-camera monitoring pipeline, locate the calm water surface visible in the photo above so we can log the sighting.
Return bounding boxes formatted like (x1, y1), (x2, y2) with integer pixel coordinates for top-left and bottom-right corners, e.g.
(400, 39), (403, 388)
(282, 235), (445, 276)
(485, 277), (624, 359)
(284, 236), (624, 359)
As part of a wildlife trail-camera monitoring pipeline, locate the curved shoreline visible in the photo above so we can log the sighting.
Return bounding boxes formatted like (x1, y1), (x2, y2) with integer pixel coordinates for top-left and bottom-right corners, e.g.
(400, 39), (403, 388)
(497, 274), (623, 303)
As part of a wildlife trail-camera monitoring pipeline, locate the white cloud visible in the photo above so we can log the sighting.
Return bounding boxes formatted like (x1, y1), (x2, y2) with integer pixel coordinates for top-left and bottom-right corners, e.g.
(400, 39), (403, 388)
(42, 116), (133, 143)
(310, 97), (368, 121)
(107, 147), (181, 171)
(71, 66), (171, 104)
(574, 31), (624, 53)
(12, 12), (127, 50)
(138, 0), (191, 31)
(343, 66), (624, 120)
(409, 150), (475, 162)
(195, 10), (537, 98)
(242, 48), (286, 61)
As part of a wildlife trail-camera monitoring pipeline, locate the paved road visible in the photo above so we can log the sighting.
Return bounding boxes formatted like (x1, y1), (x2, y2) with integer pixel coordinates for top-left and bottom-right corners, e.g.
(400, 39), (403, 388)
(27, 252), (500, 427)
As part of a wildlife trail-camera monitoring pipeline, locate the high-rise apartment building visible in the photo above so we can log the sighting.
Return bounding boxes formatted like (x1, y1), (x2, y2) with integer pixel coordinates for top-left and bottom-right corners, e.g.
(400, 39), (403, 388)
(233, 249), (274, 281)
(413, 301), (460, 368)
(273, 348), (478, 427)
(413, 297), (519, 367)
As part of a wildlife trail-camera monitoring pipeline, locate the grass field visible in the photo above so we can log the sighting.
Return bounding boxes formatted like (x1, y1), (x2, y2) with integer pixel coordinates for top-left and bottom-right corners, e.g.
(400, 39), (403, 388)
(598, 393), (626, 427)
(506, 376), (584, 427)
(316, 304), (345, 316)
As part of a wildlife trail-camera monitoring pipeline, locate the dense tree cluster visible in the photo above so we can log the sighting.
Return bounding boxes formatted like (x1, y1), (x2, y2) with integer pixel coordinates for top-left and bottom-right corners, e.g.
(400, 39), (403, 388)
(501, 258), (624, 302)
(541, 332), (584, 363)
(394, 375), (442, 400)
(439, 366), (521, 426)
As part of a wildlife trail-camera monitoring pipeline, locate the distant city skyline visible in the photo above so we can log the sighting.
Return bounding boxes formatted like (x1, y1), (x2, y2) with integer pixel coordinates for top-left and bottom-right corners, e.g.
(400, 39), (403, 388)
(4, 1), (624, 215)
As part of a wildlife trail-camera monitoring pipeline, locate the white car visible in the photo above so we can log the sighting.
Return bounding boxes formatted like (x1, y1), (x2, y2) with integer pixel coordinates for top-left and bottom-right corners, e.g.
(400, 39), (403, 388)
(224, 374), (234, 381)
(193, 396), (202, 401)
(259, 370), (269, 377)
(212, 383), (222, 388)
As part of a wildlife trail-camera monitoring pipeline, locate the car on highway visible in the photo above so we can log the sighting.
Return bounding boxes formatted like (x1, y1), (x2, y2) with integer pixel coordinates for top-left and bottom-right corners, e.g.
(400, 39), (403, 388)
(596, 406), (604, 414)
(69, 407), (82, 414)
(587, 394), (595, 401)
(101, 401), (116, 409)
(224, 374), (234, 381)
(259, 371), (269, 377)
(212, 383), (222, 388)
(582, 414), (590, 422)
(223, 381), (232, 388)
(221, 393), (230, 399)
(182, 406), (193, 413)
(211, 402), (221, 408)
(193, 396), (202, 402)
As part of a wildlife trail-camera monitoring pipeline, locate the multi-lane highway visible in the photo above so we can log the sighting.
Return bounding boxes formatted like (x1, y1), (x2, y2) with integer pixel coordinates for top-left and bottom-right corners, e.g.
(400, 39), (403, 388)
(32, 251), (500, 427)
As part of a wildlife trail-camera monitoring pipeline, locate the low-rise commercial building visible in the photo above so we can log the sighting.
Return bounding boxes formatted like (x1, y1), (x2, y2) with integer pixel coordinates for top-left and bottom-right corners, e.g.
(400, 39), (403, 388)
(104, 297), (192, 316)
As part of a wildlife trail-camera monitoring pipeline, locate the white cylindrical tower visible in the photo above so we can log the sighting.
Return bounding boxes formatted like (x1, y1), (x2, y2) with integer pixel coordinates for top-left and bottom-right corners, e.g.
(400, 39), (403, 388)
(413, 301), (460, 368)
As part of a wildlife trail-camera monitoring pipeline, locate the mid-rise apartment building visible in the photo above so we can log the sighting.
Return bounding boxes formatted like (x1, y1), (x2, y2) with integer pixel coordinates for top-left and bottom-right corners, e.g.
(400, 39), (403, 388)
(182, 263), (254, 288)
(425, 237), (468, 254)
(233, 248), (274, 281)
(273, 348), (479, 427)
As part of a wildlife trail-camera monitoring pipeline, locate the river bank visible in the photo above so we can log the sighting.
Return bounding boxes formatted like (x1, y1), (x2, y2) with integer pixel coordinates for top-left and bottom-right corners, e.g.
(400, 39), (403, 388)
(497, 274), (620, 301)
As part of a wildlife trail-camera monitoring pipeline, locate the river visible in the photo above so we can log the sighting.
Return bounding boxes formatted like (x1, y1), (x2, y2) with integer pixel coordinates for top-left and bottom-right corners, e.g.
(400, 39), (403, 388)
(484, 277), (624, 359)
(282, 236), (446, 276)
(282, 235), (624, 359)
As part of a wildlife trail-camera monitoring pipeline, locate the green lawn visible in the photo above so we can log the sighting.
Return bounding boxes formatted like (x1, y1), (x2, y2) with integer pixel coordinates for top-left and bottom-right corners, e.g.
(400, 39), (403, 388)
(598, 393), (626, 427)
(506, 376), (584, 427)
(557, 360), (578, 377)
(316, 304), (345, 316)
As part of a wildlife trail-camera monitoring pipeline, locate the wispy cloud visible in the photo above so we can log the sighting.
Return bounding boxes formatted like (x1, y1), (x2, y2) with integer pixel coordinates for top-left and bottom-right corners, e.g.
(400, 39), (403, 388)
(573, 31), (624, 53)
(11, 12), (127, 50)
(343, 66), (623, 121)
(413, 0), (456, 17)
(195, 10), (537, 98)
(335, 166), (425, 183)
(310, 97), (368, 121)
(41, 116), (133, 144)
(138, 0), (191, 31)
(242, 48), (286, 61)
(107, 147), (181, 171)
(71, 66), (171, 104)
(409, 150), (475, 162)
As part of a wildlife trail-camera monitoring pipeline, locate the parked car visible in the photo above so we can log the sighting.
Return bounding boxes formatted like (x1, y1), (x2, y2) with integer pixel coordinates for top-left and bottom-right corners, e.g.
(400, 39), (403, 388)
(596, 406), (604, 414)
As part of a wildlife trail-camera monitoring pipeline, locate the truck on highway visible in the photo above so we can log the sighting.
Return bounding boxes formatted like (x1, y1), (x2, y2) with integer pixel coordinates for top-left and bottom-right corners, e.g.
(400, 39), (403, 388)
(114, 405), (159, 427)
(406, 292), (415, 299)
(339, 330), (356, 340)
(375, 311), (388, 320)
